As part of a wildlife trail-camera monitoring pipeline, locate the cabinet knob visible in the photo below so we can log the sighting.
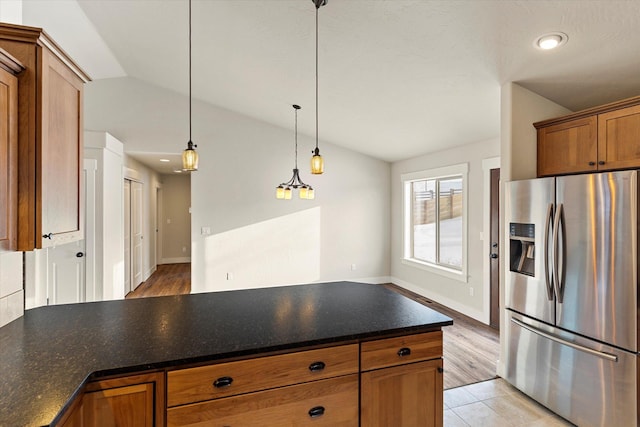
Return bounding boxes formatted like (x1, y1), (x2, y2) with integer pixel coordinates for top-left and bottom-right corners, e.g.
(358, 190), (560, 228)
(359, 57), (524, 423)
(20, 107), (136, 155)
(598, 161), (605, 165)
(397, 347), (412, 357)
(213, 376), (233, 388)
(438, 367), (444, 373)
(308, 361), (326, 372)
(43, 233), (53, 239)
(308, 406), (325, 418)
(588, 161), (596, 166)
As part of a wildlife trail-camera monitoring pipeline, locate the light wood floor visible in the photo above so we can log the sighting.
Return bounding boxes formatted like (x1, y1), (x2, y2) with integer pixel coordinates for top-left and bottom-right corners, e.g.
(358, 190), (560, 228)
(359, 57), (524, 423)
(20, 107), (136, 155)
(125, 267), (499, 389)
(125, 263), (191, 298)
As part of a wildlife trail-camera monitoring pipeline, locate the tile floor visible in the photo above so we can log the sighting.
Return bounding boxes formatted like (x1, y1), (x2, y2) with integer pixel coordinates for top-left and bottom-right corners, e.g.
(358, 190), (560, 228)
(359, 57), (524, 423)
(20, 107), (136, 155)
(445, 378), (575, 427)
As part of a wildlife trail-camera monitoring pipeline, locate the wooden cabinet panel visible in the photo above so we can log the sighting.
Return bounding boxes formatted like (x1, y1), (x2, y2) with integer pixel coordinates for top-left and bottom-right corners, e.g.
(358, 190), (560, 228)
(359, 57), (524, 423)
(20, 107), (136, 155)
(537, 116), (597, 177)
(81, 372), (165, 427)
(167, 374), (359, 427)
(361, 359), (443, 427)
(40, 48), (83, 245)
(597, 104), (640, 171)
(168, 344), (358, 407)
(360, 331), (442, 371)
(0, 54), (20, 252)
(0, 23), (89, 251)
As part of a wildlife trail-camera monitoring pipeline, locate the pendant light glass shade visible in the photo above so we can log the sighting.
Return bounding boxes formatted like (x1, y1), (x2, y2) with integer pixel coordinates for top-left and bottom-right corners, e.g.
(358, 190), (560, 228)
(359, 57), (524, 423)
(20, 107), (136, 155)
(311, 148), (323, 174)
(183, 140), (198, 171)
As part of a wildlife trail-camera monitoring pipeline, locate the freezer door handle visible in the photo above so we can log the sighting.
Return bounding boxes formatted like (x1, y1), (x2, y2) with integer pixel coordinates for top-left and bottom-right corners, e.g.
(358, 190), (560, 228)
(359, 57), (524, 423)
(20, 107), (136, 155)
(511, 317), (618, 362)
(552, 203), (566, 303)
(544, 203), (554, 301)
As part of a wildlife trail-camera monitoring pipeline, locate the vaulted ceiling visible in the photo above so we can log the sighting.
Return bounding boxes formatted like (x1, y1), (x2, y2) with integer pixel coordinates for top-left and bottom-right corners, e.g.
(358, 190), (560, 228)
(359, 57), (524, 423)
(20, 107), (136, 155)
(22, 0), (640, 167)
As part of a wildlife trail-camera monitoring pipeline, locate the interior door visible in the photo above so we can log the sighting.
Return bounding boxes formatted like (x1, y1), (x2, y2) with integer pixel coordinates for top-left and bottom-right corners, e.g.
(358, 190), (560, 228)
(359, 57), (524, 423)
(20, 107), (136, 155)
(556, 171), (637, 352)
(131, 180), (144, 290)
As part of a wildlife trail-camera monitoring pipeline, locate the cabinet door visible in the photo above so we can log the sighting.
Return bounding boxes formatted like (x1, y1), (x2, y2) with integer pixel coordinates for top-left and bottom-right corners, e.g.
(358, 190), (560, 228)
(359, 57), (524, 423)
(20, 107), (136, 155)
(167, 374), (359, 427)
(537, 116), (597, 177)
(0, 66), (17, 251)
(39, 47), (84, 248)
(361, 359), (443, 427)
(82, 372), (165, 427)
(597, 104), (640, 170)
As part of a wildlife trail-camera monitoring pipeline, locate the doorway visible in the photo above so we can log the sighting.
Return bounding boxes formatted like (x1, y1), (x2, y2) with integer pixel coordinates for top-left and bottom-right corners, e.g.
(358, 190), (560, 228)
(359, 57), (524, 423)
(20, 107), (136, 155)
(124, 178), (143, 295)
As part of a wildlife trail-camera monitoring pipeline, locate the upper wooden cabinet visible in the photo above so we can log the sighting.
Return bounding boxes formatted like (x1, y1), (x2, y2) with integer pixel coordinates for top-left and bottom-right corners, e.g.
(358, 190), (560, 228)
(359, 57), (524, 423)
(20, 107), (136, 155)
(535, 96), (640, 177)
(0, 49), (23, 252)
(0, 23), (90, 251)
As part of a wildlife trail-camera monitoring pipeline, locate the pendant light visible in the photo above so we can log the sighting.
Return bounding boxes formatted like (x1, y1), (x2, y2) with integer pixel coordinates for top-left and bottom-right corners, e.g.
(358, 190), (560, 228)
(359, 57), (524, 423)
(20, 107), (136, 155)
(310, 0), (327, 175)
(182, 0), (199, 171)
(276, 105), (315, 200)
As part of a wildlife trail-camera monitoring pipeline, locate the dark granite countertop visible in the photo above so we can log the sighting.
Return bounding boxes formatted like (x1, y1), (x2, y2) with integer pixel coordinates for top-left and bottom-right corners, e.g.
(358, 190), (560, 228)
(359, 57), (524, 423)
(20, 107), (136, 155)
(0, 281), (452, 427)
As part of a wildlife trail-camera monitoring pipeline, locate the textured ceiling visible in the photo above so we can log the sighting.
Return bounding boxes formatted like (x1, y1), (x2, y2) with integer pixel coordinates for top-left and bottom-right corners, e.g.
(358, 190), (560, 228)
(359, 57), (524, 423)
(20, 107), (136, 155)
(24, 0), (640, 164)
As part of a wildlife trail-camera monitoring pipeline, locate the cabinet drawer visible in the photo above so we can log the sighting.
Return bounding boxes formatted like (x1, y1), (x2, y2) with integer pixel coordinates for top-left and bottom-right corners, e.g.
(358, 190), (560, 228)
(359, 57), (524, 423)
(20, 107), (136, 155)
(361, 331), (442, 371)
(167, 374), (359, 427)
(167, 344), (358, 407)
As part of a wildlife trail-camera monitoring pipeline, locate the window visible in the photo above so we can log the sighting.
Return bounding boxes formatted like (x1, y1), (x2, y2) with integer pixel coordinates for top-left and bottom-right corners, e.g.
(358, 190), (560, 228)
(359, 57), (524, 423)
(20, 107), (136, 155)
(402, 163), (468, 282)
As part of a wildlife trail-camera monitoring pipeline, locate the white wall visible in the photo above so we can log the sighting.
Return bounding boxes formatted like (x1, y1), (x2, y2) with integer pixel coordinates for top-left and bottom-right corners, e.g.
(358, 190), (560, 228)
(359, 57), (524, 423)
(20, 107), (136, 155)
(83, 76), (390, 293)
(390, 138), (500, 322)
(497, 82), (571, 376)
(123, 155), (162, 282)
(160, 174), (191, 263)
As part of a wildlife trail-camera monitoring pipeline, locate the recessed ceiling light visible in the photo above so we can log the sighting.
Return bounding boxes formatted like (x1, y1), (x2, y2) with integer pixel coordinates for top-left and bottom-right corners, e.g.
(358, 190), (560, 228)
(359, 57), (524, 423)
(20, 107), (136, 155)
(160, 159), (170, 162)
(173, 169), (183, 173)
(535, 32), (568, 50)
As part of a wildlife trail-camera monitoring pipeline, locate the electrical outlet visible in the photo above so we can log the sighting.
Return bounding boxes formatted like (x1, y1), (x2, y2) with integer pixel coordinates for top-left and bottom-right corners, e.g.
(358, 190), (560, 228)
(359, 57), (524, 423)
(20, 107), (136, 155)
(469, 287), (474, 297)
(201, 226), (211, 236)
(351, 264), (357, 271)
(226, 272), (234, 280)
(182, 246), (187, 253)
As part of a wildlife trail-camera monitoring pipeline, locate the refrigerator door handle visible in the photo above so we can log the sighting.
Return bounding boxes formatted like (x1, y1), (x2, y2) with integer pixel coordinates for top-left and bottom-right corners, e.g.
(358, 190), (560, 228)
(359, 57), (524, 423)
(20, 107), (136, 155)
(511, 317), (618, 362)
(543, 203), (554, 301)
(552, 203), (565, 303)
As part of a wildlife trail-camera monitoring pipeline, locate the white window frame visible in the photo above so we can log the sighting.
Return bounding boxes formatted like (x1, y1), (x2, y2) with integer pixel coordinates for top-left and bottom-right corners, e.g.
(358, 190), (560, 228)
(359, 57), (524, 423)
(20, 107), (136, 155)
(401, 163), (468, 283)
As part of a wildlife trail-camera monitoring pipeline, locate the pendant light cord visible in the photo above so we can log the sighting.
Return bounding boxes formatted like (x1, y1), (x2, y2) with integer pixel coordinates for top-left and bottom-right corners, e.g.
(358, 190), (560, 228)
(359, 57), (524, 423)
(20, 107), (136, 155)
(295, 106), (299, 169)
(315, 5), (319, 151)
(189, 0), (192, 143)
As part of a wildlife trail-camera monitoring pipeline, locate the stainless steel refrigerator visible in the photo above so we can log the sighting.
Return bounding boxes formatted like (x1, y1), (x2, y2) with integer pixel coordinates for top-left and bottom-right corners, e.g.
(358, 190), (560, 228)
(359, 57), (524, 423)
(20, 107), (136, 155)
(504, 170), (638, 427)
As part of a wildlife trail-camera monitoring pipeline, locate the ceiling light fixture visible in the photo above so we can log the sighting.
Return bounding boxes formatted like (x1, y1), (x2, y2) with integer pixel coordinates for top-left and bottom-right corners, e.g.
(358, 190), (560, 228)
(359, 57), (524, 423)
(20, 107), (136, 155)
(276, 105), (314, 200)
(310, 0), (327, 175)
(182, 0), (199, 171)
(160, 159), (170, 163)
(535, 32), (568, 50)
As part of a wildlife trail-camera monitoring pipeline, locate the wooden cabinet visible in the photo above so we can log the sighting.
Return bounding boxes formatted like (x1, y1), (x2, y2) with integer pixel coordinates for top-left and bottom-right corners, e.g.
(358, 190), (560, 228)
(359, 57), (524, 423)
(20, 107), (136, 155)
(54, 332), (445, 427)
(536, 96), (640, 177)
(55, 372), (165, 427)
(0, 48), (22, 252)
(167, 375), (359, 427)
(360, 332), (444, 427)
(167, 344), (359, 426)
(0, 23), (90, 251)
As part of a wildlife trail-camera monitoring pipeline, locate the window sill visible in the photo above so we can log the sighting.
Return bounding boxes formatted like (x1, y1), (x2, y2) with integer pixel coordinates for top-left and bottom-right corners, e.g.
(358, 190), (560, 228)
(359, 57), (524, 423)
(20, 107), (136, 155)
(401, 258), (468, 283)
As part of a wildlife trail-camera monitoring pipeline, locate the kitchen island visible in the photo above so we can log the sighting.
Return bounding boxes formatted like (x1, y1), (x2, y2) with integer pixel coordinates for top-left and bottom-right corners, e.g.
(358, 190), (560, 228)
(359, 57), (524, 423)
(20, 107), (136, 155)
(0, 281), (452, 426)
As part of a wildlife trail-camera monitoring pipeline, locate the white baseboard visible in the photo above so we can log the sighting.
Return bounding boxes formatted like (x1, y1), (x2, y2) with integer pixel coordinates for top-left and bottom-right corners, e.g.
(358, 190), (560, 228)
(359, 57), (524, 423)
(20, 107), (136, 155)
(160, 257), (191, 264)
(349, 275), (392, 284)
(390, 276), (487, 324)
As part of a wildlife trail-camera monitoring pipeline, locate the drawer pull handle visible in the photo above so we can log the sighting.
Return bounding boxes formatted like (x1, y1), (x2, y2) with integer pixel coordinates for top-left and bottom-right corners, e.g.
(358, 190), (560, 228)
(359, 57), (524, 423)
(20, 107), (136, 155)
(308, 406), (325, 418)
(213, 376), (233, 388)
(397, 347), (412, 357)
(309, 361), (326, 372)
